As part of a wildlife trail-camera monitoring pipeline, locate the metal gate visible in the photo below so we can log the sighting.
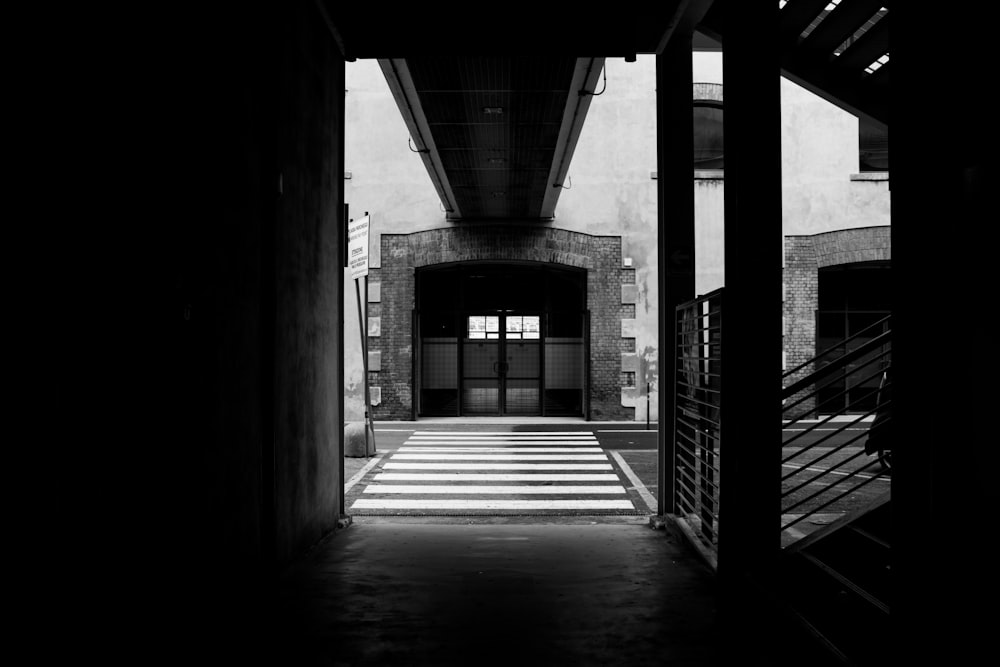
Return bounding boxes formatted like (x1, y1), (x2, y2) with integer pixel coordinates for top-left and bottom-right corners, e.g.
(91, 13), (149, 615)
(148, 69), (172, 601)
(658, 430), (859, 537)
(673, 289), (723, 550)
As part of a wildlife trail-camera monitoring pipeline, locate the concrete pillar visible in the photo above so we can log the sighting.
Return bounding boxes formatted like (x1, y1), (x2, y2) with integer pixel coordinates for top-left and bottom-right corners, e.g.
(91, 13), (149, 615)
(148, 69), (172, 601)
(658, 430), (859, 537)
(656, 35), (696, 516)
(271, 1), (346, 570)
(57, 2), (346, 661)
(891, 8), (991, 663)
(717, 0), (783, 652)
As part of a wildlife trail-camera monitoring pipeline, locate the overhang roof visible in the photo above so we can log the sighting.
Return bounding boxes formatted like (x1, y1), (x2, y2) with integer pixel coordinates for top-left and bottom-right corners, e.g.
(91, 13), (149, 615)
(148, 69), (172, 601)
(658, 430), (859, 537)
(322, 0), (890, 221)
(379, 57), (604, 221)
(699, 0), (889, 128)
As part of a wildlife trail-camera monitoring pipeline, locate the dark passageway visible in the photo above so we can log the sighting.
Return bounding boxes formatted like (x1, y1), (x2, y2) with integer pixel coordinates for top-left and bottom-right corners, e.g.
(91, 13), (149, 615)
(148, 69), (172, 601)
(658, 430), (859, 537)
(55, 2), (991, 665)
(272, 521), (722, 666)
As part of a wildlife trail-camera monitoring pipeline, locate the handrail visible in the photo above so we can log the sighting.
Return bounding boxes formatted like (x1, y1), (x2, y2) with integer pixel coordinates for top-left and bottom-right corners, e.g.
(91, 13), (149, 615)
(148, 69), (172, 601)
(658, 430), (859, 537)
(782, 398), (883, 459)
(783, 358), (888, 423)
(783, 313), (890, 380)
(672, 289), (723, 553)
(780, 319), (891, 545)
(782, 330), (890, 399)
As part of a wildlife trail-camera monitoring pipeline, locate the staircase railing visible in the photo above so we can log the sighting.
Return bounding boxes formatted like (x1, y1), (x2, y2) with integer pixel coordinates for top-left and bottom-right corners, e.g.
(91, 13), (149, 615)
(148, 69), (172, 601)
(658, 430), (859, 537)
(780, 315), (892, 543)
(672, 289), (723, 554)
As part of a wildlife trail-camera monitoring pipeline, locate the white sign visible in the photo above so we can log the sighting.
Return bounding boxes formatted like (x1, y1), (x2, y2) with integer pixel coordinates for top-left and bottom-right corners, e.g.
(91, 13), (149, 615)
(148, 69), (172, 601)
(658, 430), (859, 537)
(348, 214), (370, 280)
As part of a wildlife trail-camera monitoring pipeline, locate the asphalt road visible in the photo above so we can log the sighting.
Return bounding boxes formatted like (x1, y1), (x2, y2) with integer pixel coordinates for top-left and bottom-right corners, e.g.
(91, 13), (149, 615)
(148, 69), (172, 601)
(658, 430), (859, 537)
(369, 422), (658, 451)
(351, 421), (889, 522)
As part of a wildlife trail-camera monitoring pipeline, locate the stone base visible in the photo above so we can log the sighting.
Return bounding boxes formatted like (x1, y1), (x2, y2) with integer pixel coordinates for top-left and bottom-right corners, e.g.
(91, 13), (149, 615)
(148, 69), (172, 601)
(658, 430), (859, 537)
(345, 421), (375, 457)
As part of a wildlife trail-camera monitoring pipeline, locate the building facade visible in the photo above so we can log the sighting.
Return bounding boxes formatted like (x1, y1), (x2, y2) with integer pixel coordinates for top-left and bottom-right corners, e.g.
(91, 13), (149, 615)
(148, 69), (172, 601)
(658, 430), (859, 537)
(344, 51), (890, 422)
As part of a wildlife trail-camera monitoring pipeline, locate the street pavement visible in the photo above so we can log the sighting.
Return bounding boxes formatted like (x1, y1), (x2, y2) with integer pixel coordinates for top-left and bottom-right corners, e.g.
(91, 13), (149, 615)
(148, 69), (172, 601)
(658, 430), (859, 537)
(344, 420), (887, 527)
(346, 426), (659, 517)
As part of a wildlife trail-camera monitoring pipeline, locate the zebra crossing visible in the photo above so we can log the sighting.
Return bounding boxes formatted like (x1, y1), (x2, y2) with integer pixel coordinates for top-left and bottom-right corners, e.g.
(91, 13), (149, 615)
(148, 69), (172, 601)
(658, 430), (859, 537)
(348, 431), (644, 515)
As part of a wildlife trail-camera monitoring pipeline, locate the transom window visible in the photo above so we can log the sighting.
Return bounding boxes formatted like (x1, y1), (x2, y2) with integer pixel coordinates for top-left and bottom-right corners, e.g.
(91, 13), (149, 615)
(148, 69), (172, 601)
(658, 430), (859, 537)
(693, 101), (724, 170)
(466, 315), (540, 339)
(467, 315), (500, 339)
(859, 116), (888, 172)
(505, 315), (540, 339)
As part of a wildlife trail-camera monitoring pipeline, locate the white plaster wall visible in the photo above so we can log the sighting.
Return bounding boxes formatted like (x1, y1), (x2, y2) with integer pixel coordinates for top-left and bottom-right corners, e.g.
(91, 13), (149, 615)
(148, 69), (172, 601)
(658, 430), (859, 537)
(692, 50), (726, 297)
(343, 59), (448, 421)
(693, 51), (723, 84)
(555, 56), (660, 420)
(690, 51), (890, 280)
(345, 59), (447, 268)
(780, 77), (891, 237)
(694, 178), (725, 295)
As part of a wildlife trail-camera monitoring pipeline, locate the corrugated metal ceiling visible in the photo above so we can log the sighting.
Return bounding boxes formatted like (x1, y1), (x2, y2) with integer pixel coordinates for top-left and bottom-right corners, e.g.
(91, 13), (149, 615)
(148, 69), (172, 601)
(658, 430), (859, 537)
(408, 58), (575, 219)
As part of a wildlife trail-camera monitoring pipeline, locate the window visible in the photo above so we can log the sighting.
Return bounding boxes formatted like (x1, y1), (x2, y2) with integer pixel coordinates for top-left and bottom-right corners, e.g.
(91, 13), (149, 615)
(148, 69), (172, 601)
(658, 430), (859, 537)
(693, 102), (724, 170)
(467, 315), (499, 339)
(505, 315), (540, 340)
(859, 117), (888, 172)
(816, 262), (891, 413)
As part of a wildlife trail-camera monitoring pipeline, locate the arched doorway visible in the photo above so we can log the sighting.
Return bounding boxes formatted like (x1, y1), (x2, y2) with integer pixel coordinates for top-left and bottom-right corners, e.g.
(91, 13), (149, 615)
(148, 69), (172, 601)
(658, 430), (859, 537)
(416, 263), (587, 417)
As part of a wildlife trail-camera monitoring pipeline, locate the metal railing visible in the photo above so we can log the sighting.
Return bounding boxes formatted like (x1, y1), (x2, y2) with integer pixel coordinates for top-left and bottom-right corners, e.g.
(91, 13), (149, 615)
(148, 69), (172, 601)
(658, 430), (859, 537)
(780, 315), (892, 541)
(673, 289), (723, 550)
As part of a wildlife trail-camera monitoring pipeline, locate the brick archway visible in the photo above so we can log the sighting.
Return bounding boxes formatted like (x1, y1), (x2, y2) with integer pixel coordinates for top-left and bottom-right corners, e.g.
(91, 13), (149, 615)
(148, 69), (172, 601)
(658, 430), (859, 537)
(367, 225), (635, 420)
(784, 227), (891, 417)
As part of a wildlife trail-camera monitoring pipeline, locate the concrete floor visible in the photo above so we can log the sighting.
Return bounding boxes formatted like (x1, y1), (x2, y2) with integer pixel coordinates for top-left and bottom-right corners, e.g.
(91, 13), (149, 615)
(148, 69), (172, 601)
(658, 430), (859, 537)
(270, 517), (723, 666)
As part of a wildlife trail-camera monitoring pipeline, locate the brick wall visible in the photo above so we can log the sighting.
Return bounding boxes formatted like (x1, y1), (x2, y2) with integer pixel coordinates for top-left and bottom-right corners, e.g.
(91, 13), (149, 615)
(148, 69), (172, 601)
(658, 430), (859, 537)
(784, 236), (820, 418)
(368, 225), (634, 420)
(783, 227), (891, 419)
(589, 238), (634, 420)
(813, 226), (890, 268)
(368, 233), (415, 420)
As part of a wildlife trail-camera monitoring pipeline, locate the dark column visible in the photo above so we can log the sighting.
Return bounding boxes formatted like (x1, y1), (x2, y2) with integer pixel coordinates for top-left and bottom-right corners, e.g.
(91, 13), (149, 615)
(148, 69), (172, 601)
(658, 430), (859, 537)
(271, 0), (346, 570)
(891, 8), (992, 664)
(718, 0), (783, 655)
(61, 1), (347, 661)
(57, 2), (320, 662)
(656, 34), (696, 516)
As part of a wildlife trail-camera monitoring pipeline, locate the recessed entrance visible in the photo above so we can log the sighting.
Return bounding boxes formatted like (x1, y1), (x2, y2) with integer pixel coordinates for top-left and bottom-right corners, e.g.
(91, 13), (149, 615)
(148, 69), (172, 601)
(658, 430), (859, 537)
(416, 263), (587, 417)
(462, 313), (542, 414)
(816, 261), (891, 413)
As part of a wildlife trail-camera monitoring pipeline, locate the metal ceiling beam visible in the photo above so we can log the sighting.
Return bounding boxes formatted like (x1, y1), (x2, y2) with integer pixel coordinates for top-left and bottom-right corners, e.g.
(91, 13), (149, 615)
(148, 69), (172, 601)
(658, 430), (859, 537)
(780, 64), (888, 129)
(379, 58), (462, 219)
(656, 0), (718, 54)
(540, 58), (605, 220)
(798, 0), (886, 58)
(699, 3), (889, 128)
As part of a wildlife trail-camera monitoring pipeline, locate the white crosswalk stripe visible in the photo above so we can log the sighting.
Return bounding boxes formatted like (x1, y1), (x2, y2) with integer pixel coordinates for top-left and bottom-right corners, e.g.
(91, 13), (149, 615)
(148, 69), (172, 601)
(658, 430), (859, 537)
(363, 485), (627, 494)
(348, 431), (641, 514)
(397, 447), (605, 453)
(383, 462), (614, 470)
(375, 473), (622, 481)
(350, 499), (636, 510)
(392, 454), (609, 460)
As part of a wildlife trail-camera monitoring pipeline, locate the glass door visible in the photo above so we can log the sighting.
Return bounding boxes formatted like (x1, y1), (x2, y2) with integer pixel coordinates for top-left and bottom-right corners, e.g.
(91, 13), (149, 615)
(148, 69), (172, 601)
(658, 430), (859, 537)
(461, 313), (541, 415)
(502, 314), (541, 415)
(462, 314), (501, 414)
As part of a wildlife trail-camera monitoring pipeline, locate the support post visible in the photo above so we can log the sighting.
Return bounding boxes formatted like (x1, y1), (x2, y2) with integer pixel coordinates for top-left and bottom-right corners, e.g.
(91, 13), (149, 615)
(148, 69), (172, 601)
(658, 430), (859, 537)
(718, 0), (782, 655)
(356, 276), (376, 455)
(656, 35), (696, 517)
(891, 8), (991, 663)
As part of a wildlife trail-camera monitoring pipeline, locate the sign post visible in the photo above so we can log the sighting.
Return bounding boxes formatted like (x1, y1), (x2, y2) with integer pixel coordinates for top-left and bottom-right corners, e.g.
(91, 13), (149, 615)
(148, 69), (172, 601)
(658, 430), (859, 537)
(348, 214), (376, 454)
